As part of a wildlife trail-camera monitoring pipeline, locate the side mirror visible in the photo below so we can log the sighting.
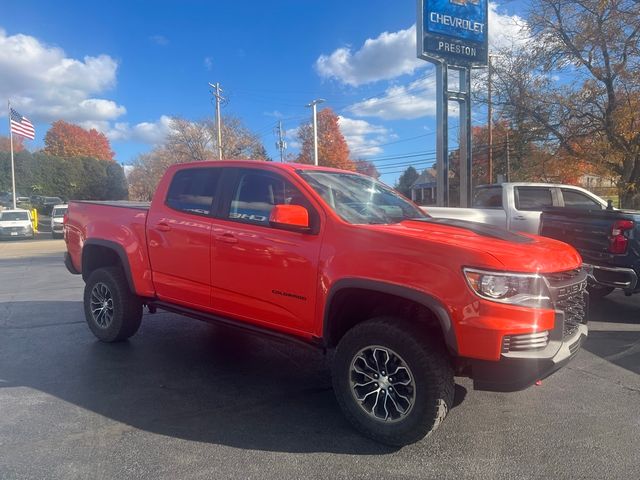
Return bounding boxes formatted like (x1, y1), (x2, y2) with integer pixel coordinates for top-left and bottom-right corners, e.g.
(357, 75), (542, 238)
(269, 204), (310, 232)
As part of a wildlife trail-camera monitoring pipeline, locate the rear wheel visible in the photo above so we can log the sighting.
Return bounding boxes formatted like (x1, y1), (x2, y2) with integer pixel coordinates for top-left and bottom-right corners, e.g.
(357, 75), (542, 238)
(332, 317), (454, 446)
(83, 267), (142, 342)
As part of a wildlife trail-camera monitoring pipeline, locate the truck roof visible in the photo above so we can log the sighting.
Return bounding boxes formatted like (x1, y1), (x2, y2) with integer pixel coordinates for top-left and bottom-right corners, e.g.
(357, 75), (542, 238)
(477, 182), (591, 189)
(170, 160), (359, 175)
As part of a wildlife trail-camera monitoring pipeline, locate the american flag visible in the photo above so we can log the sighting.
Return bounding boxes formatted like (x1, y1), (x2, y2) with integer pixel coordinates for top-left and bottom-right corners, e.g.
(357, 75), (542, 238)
(10, 108), (35, 140)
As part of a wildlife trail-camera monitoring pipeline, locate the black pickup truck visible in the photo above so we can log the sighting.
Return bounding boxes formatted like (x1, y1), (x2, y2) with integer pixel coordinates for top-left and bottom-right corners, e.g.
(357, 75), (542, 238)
(540, 207), (640, 298)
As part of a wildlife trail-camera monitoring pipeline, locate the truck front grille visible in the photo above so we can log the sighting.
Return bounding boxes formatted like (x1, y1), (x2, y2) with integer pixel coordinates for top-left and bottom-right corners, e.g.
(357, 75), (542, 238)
(545, 270), (588, 338)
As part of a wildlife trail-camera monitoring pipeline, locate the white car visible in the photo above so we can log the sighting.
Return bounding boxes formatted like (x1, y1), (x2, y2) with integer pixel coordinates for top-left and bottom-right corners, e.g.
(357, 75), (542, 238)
(0, 208), (35, 240)
(424, 183), (609, 234)
(50, 204), (68, 239)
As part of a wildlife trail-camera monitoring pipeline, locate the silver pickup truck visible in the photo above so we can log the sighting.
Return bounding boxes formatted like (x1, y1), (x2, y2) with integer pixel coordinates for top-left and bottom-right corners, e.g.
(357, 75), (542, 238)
(424, 183), (608, 234)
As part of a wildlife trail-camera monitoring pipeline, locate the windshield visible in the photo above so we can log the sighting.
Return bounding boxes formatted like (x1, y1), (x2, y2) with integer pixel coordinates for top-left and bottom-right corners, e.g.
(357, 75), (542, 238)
(0, 212), (29, 222)
(52, 207), (68, 217)
(298, 170), (427, 224)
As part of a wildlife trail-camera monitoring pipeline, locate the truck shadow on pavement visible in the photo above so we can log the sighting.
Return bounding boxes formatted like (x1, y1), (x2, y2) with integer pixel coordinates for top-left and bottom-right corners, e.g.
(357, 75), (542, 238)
(584, 294), (640, 375)
(0, 300), (465, 454)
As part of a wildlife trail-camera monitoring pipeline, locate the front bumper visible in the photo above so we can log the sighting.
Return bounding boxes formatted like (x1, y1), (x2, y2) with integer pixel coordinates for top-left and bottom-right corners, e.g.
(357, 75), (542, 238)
(583, 263), (638, 293)
(0, 229), (33, 239)
(469, 322), (587, 392)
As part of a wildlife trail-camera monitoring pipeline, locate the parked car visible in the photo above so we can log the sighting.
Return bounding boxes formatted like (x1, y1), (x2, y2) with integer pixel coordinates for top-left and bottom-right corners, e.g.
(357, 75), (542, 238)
(37, 196), (64, 215)
(425, 183), (608, 234)
(0, 208), (35, 240)
(540, 206), (640, 298)
(64, 161), (588, 445)
(50, 204), (68, 239)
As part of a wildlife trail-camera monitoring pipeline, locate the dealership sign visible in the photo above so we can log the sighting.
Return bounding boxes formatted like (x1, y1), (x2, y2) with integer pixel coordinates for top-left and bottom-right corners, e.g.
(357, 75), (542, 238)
(417, 0), (488, 66)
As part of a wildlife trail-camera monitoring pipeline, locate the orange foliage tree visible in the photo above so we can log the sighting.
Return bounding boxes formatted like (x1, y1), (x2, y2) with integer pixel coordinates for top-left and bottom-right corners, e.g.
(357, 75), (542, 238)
(355, 159), (380, 178)
(44, 120), (114, 161)
(0, 135), (25, 153)
(296, 108), (355, 170)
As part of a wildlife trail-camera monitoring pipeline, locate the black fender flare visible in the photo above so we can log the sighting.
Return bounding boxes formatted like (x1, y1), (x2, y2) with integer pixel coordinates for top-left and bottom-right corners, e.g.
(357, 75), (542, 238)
(82, 239), (136, 294)
(323, 278), (458, 354)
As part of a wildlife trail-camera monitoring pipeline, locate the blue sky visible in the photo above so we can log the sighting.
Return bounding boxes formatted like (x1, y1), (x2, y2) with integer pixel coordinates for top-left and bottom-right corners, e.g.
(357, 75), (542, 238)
(0, 1), (528, 184)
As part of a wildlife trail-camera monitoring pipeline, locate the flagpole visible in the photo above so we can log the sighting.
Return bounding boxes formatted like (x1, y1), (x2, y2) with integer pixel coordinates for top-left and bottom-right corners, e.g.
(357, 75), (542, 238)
(8, 100), (17, 209)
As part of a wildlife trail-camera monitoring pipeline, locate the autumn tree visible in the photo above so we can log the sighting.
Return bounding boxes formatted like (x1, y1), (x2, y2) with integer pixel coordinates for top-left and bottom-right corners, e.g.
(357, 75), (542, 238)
(394, 166), (419, 197)
(0, 135), (25, 153)
(489, 0), (640, 206)
(127, 116), (269, 200)
(296, 108), (355, 170)
(355, 159), (380, 178)
(43, 121), (115, 161)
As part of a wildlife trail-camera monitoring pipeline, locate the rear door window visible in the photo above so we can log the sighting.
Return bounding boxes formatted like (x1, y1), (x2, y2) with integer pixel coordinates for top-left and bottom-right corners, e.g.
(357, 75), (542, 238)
(472, 187), (503, 208)
(515, 187), (554, 211)
(561, 189), (602, 209)
(166, 168), (221, 216)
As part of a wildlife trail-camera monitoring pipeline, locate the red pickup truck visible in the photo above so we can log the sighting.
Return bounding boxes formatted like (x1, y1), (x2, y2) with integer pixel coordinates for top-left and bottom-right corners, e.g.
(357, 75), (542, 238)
(64, 161), (588, 445)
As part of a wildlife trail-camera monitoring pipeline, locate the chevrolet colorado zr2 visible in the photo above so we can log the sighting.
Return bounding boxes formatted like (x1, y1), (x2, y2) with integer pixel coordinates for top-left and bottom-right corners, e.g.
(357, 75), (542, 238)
(64, 161), (588, 445)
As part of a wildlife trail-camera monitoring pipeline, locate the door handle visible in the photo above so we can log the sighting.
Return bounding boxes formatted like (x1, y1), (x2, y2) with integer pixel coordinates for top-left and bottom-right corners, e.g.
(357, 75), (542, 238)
(216, 233), (238, 244)
(514, 215), (526, 220)
(156, 222), (172, 232)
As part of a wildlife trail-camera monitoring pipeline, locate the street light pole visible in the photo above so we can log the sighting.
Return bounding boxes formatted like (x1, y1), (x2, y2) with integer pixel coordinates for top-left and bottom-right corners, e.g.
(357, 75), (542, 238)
(306, 99), (325, 166)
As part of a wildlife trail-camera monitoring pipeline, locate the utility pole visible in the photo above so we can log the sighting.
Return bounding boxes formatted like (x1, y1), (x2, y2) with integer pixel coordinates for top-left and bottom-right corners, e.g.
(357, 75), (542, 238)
(208, 82), (224, 160)
(306, 99), (325, 166)
(274, 120), (287, 162)
(505, 127), (511, 182)
(487, 55), (493, 185)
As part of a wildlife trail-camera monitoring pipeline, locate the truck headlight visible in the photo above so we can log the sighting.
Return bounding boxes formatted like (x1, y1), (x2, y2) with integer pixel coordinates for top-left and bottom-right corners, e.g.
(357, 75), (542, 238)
(463, 268), (552, 308)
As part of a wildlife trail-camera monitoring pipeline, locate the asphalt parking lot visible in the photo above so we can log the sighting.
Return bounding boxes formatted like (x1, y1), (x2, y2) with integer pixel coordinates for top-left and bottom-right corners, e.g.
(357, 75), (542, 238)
(1, 241), (639, 479)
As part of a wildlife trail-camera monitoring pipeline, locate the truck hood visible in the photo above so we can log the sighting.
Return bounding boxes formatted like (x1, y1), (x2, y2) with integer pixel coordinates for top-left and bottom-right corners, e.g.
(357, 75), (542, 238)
(370, 218), (581, 273)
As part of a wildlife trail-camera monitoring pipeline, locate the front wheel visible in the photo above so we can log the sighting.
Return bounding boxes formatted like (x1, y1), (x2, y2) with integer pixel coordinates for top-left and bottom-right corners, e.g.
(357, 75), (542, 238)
(332, 317), (454, 446)
(83, 267), (142, 342)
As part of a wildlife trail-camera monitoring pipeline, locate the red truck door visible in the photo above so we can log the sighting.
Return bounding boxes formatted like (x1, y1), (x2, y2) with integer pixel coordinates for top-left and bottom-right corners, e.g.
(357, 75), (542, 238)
(147, 167), (222, 308)
(209, 169), (323, 335)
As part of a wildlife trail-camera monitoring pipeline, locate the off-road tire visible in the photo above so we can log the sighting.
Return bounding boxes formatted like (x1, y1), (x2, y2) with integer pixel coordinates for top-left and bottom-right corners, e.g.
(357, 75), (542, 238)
(83, 267), (142, 342)
(332, 316), (454, 446)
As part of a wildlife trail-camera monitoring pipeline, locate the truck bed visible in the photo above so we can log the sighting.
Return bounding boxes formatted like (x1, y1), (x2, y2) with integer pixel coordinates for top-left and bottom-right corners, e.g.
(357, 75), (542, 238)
(540, 207), (640, 293)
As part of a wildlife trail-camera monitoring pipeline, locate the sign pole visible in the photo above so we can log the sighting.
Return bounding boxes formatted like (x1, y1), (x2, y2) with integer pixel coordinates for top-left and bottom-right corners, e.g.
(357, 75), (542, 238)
(435, 63), (449, 207)
(417, 0), (487, 207)
(8, 100), (17, 209)
(458, 67), (472, 207)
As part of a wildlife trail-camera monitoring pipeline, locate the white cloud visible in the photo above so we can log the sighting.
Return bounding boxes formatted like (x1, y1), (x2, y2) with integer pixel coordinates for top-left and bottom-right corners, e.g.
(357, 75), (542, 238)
(83, 115), (174, 145)
(149, 35), (169, 46)
(204, 56), (213, 71)
(488, 2), (530, 50)
(285, 127), (301, 149)
(131, 115), (174, 144)
(315, 3), (529, 87)
(338, 116), (391, 157)
(315, 25), (425, 86)
(347, 74), (437, 120)
(0, 28), (124, 125)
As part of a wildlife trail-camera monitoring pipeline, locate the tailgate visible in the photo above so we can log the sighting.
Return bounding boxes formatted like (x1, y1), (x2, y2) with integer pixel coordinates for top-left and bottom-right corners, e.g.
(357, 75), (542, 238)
(540, 208), (612, 256)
